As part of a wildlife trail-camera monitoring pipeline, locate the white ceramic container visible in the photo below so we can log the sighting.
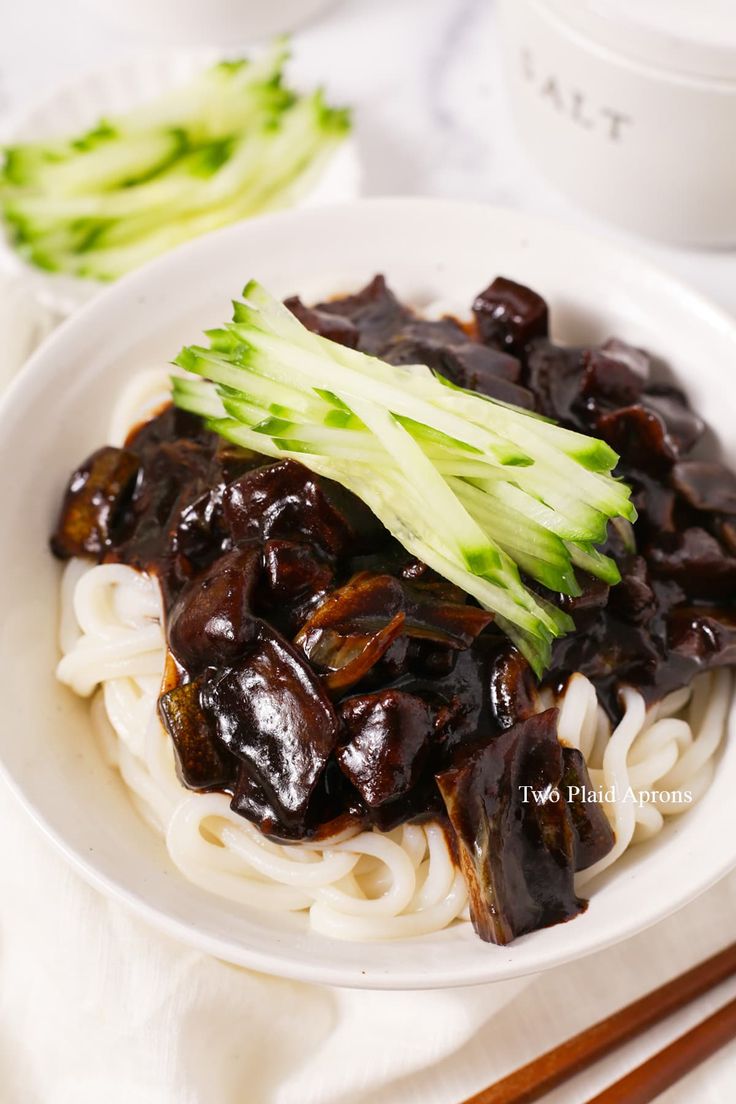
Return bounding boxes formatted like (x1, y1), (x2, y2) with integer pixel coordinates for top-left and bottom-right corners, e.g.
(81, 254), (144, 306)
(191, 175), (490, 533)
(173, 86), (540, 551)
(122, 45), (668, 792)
(1, 198), (736, 988)
(498, 0), (736, 246)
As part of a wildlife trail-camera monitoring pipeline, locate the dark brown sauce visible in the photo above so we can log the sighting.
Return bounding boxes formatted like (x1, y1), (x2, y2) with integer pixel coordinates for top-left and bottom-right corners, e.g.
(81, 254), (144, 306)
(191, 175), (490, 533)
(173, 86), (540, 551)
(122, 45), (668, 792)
(51, 274), (736, 944)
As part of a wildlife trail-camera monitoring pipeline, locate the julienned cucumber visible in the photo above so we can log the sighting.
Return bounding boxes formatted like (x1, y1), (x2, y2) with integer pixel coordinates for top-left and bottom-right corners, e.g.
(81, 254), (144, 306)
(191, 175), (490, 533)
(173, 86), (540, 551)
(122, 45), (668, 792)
(172, 281), (636, 674)
(0, 43), (350, 281)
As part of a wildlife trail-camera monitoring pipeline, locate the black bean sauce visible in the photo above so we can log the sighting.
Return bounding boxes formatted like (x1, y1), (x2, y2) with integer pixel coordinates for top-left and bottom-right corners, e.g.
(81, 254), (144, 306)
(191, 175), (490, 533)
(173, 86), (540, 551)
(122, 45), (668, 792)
(51, 275), (735, 944)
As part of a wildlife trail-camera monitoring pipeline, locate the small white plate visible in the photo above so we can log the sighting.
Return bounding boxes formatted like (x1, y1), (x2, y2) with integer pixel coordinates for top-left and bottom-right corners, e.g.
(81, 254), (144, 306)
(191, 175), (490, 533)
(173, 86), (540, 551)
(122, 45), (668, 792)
(0, 51), (361, 315)
(1, 198), (735, 988)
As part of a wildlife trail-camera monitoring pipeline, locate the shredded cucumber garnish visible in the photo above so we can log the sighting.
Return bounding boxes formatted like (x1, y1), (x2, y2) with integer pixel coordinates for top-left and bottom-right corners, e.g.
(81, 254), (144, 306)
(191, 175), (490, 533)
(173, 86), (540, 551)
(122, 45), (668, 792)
(172, 281), (636, 674)
(0, 43), (350, 280)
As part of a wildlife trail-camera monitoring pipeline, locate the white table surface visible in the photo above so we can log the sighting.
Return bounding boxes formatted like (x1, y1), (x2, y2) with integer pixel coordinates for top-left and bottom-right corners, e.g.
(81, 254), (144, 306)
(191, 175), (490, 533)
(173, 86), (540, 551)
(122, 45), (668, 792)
(1, 2), (736, 1101)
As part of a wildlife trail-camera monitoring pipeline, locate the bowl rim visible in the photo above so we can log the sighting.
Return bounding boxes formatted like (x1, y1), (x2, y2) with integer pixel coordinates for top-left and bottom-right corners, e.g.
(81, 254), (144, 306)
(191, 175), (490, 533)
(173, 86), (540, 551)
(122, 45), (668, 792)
(3, 196), (736, 989)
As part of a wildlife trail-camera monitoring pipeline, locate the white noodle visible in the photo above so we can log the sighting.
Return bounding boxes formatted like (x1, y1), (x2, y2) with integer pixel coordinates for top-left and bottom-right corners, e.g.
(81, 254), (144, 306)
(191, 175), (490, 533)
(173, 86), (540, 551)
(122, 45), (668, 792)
(108, 367), (173, 446)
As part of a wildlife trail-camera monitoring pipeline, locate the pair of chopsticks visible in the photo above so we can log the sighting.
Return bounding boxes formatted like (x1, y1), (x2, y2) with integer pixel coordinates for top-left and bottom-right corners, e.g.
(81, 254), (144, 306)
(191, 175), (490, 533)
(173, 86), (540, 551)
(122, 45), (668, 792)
(460, 942), (736, 1104)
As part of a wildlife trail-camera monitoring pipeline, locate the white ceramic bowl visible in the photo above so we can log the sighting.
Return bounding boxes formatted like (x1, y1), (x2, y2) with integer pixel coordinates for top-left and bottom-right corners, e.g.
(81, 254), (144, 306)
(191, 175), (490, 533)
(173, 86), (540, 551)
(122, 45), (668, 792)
(1, 198), (735, 989)
(0, 51), (361, 315)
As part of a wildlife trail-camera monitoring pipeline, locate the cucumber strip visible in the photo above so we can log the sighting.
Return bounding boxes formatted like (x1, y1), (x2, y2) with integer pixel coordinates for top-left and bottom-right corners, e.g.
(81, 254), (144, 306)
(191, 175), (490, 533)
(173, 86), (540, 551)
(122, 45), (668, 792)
(231, 326), (530, 467)
(171, 376), (226, 420)
(349, 396), (502, 577)
(449, 478), (577, 592)
(566, 542), (622, 585)
(28, 130), (187, 198)
(611, 516), (637, 554)
(452, 489), (581, 595)
(238, 420), (377, 453)
(220, 394), (271, 427)
(406, 381), (619, 473)
(177, 346), (331, 422)
(468, 474), (607, 543)
(448, 478), (569, 563)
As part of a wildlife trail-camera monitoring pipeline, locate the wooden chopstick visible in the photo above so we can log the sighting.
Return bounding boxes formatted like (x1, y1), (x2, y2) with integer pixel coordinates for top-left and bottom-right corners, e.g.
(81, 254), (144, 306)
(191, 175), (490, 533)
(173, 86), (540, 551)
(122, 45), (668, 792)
(584, 995), (736, 1104)
(460, 942), (736, 1104)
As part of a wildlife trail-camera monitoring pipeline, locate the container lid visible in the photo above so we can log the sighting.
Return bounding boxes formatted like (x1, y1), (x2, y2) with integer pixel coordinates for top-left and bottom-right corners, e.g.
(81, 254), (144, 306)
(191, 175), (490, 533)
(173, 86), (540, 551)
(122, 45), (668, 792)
(536, 0), (736, 83)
